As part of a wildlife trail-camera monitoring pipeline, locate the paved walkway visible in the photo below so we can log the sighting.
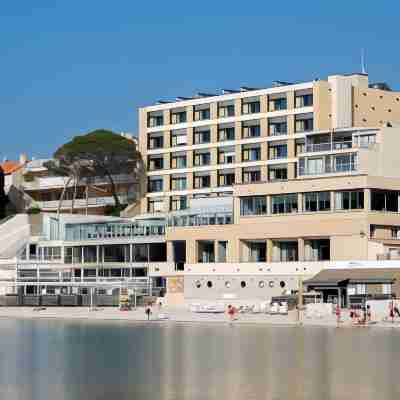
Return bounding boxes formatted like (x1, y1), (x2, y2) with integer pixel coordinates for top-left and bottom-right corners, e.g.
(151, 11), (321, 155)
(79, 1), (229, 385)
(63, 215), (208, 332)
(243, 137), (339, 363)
(0, 307), (400, 329)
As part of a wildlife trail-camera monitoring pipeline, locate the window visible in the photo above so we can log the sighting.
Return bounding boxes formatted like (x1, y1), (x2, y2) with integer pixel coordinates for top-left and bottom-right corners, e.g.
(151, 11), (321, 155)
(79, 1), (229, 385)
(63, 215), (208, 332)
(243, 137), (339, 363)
(171, 153), (187, 169)
(171, 130), (187, 147)
(242, 124), (261, 138)
(304, 192), (331, 212)
(148, 134), (163, 149)
(218, 241), (227, 263)
(242, 100), (260, 115)
(171, 110), (187, 124)
(148, 178), (163, 193)
(198, 241), (215, 263)
(39, 247), (62, 261)
(218, 172), (235, 187)
(147, 113), (163, 127)
(269, 144), (287, 159)
(271, 194), (298, 214)
(148, 198), (164, 213)
(383, 284), (392, 295)
(269, 118), (287, 135)
(391, 227), (400, 239)
(371, 190), (399, 212)
(278, 242), (298, 262)
(194, 129), (211, 144)
(295, 94), (313, 107)
(218, 126), (235, 141)
(242, 169), (261, 183)
(335, 191), (364, 210)
(295, 114), (314, 132)
(247, 242), (266, 262)
(218, 104), (235, 117)
(194, 151), (211, 166)
(268, 166), (287, 181)
(355, 134), (376, 148)
(259, 281), (265, 288)
(148, 156), (163, 171)
(269, 97), (287, 111)
(356, 284), (366, 295)
(242, 147), (261, 161)
(241, 281), (246, 288)
(194, 107), (210, 121)
(218, 148), (235, 164)
(240, 196), (267, 216)
(170, 196), (187, 211)
(171, 176), (187, 191)
(194, 174), (211, 189)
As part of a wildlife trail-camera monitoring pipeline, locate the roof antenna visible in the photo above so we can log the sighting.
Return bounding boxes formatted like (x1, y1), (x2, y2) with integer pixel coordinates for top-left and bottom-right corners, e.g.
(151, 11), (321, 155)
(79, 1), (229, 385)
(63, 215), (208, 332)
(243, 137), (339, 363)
(361, 48), (367, 74)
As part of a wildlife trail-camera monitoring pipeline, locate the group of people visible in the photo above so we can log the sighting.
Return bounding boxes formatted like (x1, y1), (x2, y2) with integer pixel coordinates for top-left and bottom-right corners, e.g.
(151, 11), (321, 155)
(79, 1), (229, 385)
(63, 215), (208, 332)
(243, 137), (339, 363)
(349, 305), (372, 325)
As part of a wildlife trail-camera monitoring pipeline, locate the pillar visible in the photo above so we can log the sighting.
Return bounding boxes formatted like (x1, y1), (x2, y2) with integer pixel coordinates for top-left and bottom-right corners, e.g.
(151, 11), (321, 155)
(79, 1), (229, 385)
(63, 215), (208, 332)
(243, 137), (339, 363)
(267, 239), (273, 262)
(298, 238), (305, 261)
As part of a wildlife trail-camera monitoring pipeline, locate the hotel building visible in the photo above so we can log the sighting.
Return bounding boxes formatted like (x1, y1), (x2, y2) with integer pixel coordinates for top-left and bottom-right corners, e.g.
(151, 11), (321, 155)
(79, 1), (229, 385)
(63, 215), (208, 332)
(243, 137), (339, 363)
(2, 72), (400, 307)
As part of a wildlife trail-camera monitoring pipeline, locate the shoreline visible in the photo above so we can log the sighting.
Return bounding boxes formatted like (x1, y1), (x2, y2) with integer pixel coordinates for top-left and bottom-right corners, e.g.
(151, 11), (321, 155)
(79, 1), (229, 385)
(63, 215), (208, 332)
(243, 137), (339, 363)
(0, 307), (399, 329)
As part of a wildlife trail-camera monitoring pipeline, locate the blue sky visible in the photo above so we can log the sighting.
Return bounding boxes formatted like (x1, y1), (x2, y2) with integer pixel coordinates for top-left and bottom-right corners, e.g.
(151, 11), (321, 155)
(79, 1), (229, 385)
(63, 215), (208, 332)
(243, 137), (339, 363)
(1, 0), (399, 160)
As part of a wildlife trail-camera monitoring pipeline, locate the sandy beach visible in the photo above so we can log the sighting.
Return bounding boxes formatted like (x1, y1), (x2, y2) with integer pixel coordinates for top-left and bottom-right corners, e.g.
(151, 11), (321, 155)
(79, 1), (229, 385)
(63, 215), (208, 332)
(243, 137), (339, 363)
(0, 306), (399, 329)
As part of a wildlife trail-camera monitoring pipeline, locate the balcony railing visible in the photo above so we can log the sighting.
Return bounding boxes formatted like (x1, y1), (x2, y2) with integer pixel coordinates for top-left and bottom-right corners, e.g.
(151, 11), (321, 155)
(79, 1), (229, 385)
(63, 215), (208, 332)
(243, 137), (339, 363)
(305, 141), (353, 153)
(299, 163), (357, 176)
(23, 174), (135, 190)
(36, 194), (133, 210)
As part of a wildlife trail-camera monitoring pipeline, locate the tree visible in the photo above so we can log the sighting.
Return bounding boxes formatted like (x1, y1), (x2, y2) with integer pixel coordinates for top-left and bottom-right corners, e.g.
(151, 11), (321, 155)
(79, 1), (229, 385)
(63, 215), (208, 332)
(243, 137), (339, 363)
(51, 129), (142, 214)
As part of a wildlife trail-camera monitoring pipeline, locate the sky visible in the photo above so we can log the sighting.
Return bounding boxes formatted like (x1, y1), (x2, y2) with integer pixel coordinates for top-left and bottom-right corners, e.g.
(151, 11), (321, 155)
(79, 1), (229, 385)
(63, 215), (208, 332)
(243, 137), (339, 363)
(1, 0), (399, 161)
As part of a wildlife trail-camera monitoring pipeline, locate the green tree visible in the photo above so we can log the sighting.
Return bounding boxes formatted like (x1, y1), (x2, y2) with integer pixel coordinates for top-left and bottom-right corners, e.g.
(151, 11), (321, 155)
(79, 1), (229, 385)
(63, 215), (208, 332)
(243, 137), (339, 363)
(51, 130), (142, 213)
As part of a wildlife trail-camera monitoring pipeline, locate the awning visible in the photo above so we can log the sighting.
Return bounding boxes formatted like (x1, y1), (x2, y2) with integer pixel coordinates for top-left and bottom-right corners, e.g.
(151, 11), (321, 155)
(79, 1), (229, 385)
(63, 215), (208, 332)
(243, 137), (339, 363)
(304, 268), (400, 288)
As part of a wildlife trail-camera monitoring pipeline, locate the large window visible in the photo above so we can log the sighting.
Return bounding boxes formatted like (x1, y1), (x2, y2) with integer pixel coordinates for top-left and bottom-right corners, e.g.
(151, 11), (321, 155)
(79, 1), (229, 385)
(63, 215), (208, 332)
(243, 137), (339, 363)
(269, 144), (287, 159)
(194, 129), (211, 144)
(242, 124), (261, 138)
(218, 126), (235, 141)
(242, 168), (261, 183)
(171, 153), (187, 169)
(148, 198), (164, 213)
(278, 242), (298, 262)
(269, 97), (287, 111)
(268, 165), (287, 181)
(171, 130), (187, 147)
(218, 104), (235, 118)
(304, 192), (331, 212)
(242, 100), (260, 114)
(335, 191), (364, 210)
(194, 151), (211, 166)
(295, 94), (313, 107)
(148, 178), (163, 193)
(170, 196), (187, 211)
(194, 106), (210, 121)
(240, 196), (267, 216)
(171, 176), (187, 191)
(242, 147), (261, 161)
(197, 241), (215, 263)
(371, 190), (399, 212)
(271, 194), (298, 214)
(171, 110), (187, 124)
(147, 113), (163, 127)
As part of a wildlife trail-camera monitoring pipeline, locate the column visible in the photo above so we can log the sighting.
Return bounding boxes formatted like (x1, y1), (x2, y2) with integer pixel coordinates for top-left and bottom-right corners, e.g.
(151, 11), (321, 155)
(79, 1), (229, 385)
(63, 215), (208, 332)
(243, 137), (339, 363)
(163, 109), (171, 126)
(298, 193), (303, 213)
(364, 188), (371, 212)
(267, 239), (273, 262)
(167, 241), (174, 263)
(298, 238), (305, 261)
(287, 163), (296, 180)
(210, 102), (218, 121)
(235, 120), (242, 141)
(330, 191), (335, 211)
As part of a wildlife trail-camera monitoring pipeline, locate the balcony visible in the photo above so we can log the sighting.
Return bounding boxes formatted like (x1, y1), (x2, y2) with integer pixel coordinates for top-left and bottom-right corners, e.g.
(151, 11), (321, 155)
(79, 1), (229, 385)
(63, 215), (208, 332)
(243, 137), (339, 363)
(305, 140), (353, 153)
(299, 162), (357, 176)
(35, 194), (133, 210)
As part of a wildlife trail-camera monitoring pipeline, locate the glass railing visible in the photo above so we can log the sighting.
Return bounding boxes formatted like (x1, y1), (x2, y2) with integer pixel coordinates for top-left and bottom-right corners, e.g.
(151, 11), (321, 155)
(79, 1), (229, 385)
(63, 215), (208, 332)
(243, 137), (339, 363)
(305, 141), (353, 153)
(299, 163), (357, 176)
(168, 212), (233, 228)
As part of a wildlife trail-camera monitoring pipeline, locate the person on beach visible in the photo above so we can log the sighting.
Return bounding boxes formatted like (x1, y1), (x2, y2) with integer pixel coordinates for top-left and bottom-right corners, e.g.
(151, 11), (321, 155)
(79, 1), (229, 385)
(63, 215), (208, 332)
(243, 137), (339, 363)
(335, 304), (341, 327)
(366, 305), (371, 322)
(227, 305), (235, 322)
(145, 306), (152, 321)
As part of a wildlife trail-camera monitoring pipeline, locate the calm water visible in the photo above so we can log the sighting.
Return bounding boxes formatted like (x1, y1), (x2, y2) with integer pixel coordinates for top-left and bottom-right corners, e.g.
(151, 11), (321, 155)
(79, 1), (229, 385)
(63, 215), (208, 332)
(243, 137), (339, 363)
(0, 319), (399, 400)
